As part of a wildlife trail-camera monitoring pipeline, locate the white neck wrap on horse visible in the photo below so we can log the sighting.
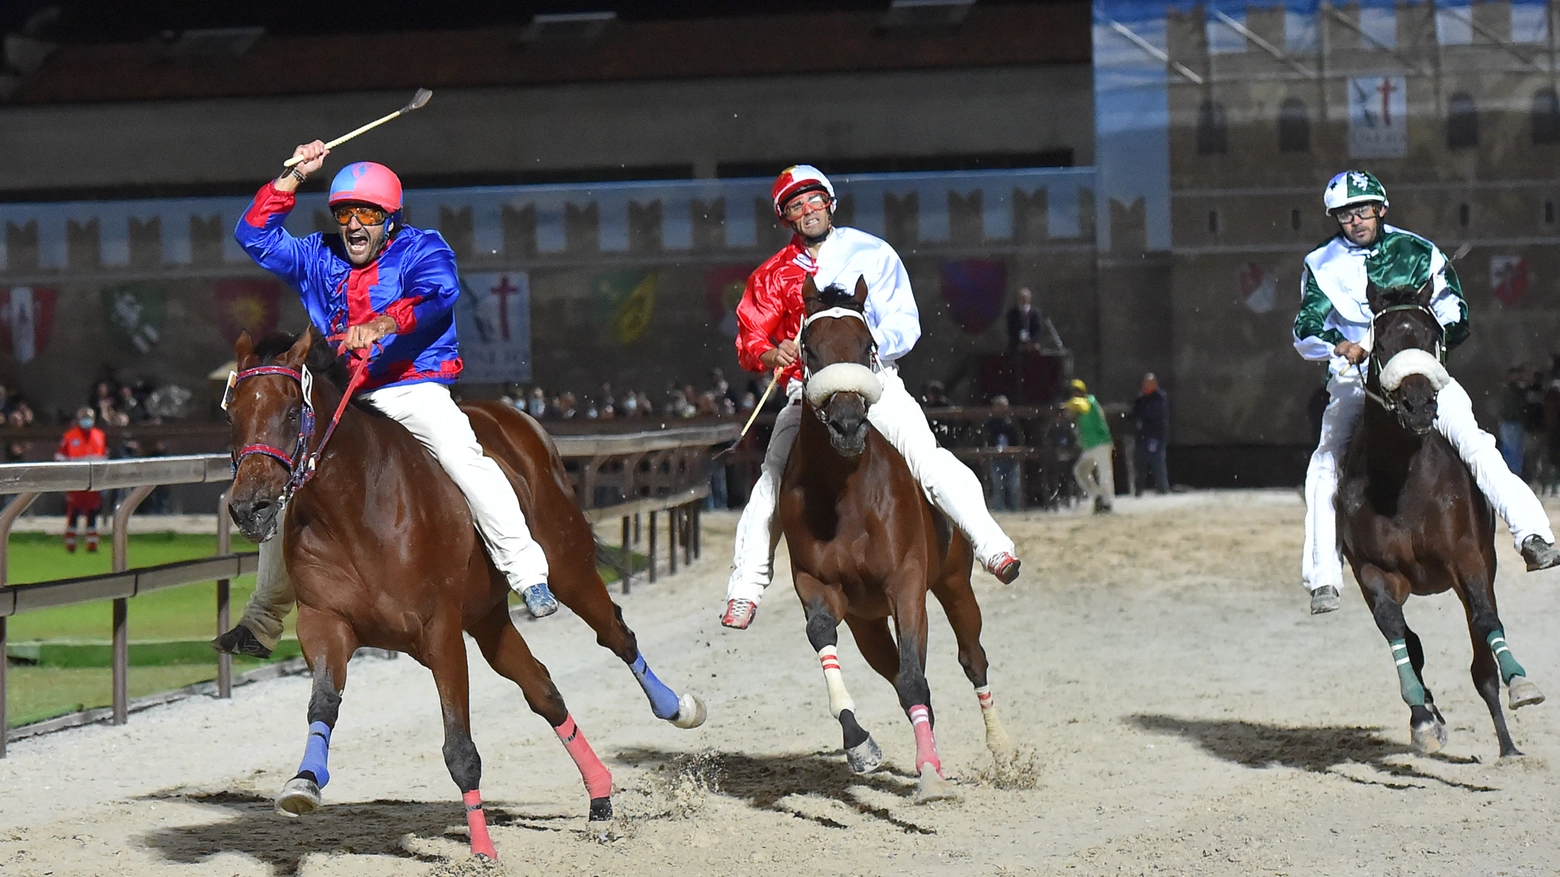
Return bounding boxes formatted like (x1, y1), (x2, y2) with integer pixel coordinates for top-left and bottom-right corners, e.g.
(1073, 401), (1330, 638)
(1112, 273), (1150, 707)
(1379, 348), (1450, 393)
(806, 363), (882, 407)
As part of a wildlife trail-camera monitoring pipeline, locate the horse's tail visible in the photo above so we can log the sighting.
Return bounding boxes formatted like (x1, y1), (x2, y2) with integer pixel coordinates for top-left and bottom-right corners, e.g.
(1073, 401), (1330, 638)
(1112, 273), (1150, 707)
(594, 535), (633, 584)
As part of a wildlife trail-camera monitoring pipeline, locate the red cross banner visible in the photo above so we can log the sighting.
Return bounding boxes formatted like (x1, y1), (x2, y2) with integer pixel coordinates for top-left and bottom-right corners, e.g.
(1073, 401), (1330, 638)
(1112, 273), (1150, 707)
(457, 272), (532, 383)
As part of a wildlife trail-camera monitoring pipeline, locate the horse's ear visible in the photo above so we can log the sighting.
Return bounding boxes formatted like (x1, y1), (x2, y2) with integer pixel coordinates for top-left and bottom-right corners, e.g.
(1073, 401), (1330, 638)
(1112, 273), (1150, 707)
(1414, 281), (1434, 308)
(278, 329), (313, 368)
(234, 330), (258, 370)
(853, 275), (868, 306)
(802, 274), (822, 315)
(1364, 280), (1384, 315)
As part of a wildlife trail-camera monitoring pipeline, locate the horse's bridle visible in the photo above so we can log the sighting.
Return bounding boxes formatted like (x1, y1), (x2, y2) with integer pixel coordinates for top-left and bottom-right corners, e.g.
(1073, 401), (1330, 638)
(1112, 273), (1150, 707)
(1361, 303), (1445, 413)
(223, 364), (319, 503)
(798, 305), (880, 384)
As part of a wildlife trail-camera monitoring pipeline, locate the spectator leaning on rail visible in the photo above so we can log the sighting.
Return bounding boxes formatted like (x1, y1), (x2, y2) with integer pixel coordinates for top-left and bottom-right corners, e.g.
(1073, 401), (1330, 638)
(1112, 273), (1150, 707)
(720, 164), (1022, 631)
(56, 406), (107, 553)
(1294, 169), (1560, 617)
(213, 141), (561, 660)
(1132, 372), (1170, 495)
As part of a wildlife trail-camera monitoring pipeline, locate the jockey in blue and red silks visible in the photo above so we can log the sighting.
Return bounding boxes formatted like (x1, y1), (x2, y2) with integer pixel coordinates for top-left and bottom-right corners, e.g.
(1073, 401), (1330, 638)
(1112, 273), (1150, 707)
(213, 140), (559, 659)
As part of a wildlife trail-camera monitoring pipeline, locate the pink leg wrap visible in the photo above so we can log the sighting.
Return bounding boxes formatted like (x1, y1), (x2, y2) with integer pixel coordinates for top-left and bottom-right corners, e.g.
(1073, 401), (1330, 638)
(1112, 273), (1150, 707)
(463, 790), (497, 860)
(908, 704), (943, 777)
(976, 686), (995, 712)
(554, 714), (613, 800)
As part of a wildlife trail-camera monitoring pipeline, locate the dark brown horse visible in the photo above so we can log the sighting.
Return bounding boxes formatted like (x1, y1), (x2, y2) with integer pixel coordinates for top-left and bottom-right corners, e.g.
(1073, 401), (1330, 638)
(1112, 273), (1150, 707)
(224, 329), (705, 859)
(1338, 281), (1544, 758)
(776, 275), (1011, 803)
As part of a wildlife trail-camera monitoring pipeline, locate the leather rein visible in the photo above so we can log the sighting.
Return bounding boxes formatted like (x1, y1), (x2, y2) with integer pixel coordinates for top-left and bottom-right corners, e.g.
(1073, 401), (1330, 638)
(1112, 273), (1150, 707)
(224, 343), (372, 505)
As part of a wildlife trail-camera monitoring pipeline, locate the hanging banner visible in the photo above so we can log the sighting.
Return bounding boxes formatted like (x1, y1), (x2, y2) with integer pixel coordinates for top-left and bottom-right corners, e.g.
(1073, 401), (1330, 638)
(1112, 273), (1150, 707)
(939, 259), (1007, 335)
(101, 283), (166, 353)
(1348, 75), (1408, 158)
(213, 278), (281, 344)
(457, 272), (532, 383)
(0, 287), (56, 364)
(1491, 255), (1528, 306)
(705, 265), (752, 338)
(1239, 262), (1276, 314)
(589, 269), (657, 346)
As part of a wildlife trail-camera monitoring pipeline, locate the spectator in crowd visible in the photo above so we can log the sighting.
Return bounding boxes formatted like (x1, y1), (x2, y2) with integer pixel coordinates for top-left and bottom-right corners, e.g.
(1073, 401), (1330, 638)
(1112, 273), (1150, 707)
(619, 389), (639, 417)
(1064, 379), (1115, 514)
(920, 380), (951, 408)
(739, 391), (756, 413)
(599, 382), (616, 412)
(556, 391), (578, 419)
(526, 387), (548, 419)
(984, 395), (1023, 511)
(709, 367), (738, 409)
(56, 406), (107, 552)
(635, 390), (655, 417)
(1007, 287), (1043, 352)
(1133, 372), (1171, 495)
(1498, 366), (1528, 476)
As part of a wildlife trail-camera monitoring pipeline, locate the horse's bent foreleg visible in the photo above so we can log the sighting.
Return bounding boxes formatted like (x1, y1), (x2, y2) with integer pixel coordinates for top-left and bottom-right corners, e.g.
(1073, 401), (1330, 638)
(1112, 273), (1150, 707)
(469, 611), (614, 824)
(798, 584), (881, 773)
(1455, 568), (1540, 758)
(929, 566), (1010, 754)
(1358, 565), (1445, 753)
(277, 608), (357, 818)
(426, 627), (497, 860)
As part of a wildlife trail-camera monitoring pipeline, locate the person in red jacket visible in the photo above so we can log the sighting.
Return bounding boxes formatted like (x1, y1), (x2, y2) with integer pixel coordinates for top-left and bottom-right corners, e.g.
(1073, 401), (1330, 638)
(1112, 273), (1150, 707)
(56, 406), (107, 552)
(721, 165), (1021, 630)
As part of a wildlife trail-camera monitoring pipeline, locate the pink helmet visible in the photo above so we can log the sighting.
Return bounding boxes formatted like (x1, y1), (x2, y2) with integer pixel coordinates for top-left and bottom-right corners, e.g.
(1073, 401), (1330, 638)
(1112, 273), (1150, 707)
(771, 165), (835, 218)
(328, 162), (403, 212)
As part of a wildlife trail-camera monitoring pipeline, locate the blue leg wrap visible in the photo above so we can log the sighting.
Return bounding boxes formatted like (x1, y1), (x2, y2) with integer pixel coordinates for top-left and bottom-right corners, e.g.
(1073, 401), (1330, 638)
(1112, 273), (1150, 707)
(630, 654), (681, 720)
(298, 721), (332, 787)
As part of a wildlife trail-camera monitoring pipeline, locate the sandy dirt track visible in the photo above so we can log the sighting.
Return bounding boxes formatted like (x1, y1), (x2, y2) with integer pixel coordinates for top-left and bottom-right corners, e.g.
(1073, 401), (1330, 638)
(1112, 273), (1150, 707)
(4, 491), (1560, 876)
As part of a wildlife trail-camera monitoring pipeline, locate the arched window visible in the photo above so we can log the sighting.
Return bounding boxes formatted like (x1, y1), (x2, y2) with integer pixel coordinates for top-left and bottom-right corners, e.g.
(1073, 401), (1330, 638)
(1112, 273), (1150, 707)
(1533, 88), (1560, 144)
(1197, 100), (1228, 155)
(1447, 92), (1478, 150)
(1278, 97), (1310, 152)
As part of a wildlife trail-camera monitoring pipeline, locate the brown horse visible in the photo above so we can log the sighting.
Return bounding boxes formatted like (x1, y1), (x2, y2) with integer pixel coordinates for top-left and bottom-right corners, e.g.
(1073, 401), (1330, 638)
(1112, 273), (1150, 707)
(224, 329), (705, 859)
(776, 275), (1012, 803)
(1338, 281), (1544, 758)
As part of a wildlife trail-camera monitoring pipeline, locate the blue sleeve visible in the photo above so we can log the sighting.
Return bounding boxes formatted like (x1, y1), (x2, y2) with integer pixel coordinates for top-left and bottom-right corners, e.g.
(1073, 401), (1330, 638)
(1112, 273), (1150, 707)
(234, 182), (316, 294)
(383, 234), (462, 334)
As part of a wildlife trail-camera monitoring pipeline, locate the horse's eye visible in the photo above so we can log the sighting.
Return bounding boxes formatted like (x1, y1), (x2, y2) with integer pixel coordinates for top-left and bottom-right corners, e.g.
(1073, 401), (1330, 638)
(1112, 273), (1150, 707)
(286, 407), (300, 424)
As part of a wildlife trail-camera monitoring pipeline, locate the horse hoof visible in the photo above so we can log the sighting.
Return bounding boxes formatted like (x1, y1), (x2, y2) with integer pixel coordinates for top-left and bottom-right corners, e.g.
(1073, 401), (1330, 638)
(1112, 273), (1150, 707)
(670, 693), (707, 729)
(275, 777), (322, 817)
(844, 735), (883, 774)
(913, 767), (959, 804)
(1509, 676), (1546, 710)
(588, 795), (613, 822)
(985, 726), (1015, 756)
(1411, 718), (1448, 754)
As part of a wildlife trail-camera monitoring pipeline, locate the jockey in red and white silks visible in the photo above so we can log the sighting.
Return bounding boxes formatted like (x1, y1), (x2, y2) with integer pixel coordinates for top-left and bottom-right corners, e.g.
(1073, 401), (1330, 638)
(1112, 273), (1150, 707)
(721, 165), (1021, 630)
(1294, 169), (1560, 616)
(214, 142), (558, 659)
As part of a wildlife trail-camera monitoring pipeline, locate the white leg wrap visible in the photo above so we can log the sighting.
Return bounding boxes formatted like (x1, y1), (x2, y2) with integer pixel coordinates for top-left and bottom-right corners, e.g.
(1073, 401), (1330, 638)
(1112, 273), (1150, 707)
(1435, 379), (1557, 549)
(818, 645), (856, 719)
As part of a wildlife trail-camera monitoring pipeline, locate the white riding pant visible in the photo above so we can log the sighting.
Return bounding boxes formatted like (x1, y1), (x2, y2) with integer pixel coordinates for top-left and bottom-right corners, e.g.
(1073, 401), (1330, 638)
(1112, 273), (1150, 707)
(1302, 369), (1556, 593)
(1073, 444), (1115, 507)
(726, 366), (1016, 605)
(237, 381), (549, 649)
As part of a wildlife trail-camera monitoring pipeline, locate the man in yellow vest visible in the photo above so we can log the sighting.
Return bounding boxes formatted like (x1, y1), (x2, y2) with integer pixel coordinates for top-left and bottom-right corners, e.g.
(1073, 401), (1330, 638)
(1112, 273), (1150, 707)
(1065, 379), (1115, 514)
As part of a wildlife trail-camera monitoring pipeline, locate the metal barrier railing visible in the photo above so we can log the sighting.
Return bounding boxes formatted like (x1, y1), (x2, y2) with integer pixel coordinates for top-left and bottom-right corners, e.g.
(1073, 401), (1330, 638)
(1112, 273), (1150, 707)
(0, 423), (737, 755)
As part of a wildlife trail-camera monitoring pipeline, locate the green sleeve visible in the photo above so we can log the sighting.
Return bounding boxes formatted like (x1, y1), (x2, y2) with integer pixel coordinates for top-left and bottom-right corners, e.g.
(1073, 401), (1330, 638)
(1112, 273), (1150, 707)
(1441, 262), (1469, 350)
(1294, 269), (1344, 347)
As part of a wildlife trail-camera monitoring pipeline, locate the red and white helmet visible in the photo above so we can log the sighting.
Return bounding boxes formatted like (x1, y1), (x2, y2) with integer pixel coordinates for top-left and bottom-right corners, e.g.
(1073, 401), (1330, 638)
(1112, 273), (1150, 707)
(771, 165), (835, 218)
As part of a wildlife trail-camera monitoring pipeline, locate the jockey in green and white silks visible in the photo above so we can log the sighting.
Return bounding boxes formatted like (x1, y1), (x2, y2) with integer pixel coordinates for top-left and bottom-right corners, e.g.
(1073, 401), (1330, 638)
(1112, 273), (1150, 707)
(1294, 170), (1560, 615)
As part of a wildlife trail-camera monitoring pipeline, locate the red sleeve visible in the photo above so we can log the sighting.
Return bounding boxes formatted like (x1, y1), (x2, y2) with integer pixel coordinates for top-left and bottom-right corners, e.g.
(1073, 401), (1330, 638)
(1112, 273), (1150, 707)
(89, 429), (107, 457)
(735, 263), (783, 374)
(242, 181), (297, 229)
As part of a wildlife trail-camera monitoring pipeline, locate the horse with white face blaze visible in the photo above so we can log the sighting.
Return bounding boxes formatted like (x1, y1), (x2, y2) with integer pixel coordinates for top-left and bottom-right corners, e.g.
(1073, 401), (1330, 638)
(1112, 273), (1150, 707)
(777, 275), (1012, 803)
(1338, 281), (1545, 759)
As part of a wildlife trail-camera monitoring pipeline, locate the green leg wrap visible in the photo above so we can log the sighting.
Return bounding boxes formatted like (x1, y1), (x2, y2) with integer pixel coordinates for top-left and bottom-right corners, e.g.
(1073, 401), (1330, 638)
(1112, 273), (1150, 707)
(1389, 640), (1426, 706)
(1487, 629), (1527, 685)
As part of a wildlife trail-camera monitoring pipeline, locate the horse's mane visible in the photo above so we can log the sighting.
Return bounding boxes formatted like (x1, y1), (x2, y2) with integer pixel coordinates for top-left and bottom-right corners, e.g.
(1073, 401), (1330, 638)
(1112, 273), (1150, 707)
(251, 328), (386, 417)
(813, 283), (865, 313)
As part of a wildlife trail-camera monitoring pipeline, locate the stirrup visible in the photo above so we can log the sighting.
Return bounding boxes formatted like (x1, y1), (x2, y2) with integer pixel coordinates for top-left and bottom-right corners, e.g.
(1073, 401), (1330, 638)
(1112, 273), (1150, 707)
(721, 598), (757, 630)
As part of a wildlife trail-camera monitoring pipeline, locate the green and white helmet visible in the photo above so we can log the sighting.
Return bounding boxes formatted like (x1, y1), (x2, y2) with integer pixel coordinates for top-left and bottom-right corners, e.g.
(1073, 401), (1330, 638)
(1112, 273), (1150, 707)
(1323, 170), (1388, 212)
